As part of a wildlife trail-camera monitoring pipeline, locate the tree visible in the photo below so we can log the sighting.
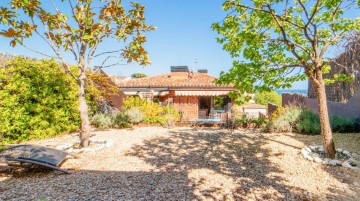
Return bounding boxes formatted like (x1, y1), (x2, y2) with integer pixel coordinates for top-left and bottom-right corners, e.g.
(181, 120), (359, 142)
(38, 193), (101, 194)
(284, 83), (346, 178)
(0, 0), (154, 147)
(212, 0), (360, 158)
(131, 73), (147, 79)
(254, 91), (282, 106)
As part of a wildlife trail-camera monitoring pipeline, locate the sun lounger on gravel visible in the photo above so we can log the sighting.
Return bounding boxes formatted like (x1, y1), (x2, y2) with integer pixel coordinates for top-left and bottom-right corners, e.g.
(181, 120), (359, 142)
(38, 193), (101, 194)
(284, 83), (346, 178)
(0, 144), (72, 174)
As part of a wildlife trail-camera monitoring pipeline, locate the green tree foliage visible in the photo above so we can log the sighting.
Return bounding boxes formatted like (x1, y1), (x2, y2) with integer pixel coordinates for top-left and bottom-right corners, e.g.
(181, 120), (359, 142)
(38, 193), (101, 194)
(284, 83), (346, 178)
(131, 73), (147, 79)
(254, 91), (282, 106)
(0, 0), (155, 147)
(212, 0), (360, 158)
(0, 58), (79, 143)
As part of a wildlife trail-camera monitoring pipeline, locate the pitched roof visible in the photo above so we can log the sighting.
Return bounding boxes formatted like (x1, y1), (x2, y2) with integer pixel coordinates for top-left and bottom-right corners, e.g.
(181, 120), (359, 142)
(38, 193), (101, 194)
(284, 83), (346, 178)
(117, 72), (231, 88)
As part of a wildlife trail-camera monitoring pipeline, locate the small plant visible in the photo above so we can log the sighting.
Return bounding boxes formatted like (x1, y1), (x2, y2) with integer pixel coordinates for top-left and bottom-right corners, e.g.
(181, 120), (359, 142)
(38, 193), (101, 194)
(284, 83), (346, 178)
(235, 114), (253, 128)
(252, 118), (266, 128)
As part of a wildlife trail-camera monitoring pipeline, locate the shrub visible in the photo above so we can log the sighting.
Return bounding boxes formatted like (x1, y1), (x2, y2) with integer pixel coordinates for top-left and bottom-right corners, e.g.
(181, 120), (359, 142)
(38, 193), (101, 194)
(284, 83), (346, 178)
(124, 108), (144, 123)
(235, 114), (253, 128)
(112, 112), (131, 128)
(295, 110), (321, 134)
(0, 58), (80, 143)
(252, 118), (267, 128)
(266, 107), (302, 132)
(267, 106), (360, 134)
(330, 116), (357, 133)
(270, 106), (289, 120)
(122, 96), (180, 126)
(159, 106), (180, 127)
(254, 90), (282, 106)
(91, 113), (113, 129)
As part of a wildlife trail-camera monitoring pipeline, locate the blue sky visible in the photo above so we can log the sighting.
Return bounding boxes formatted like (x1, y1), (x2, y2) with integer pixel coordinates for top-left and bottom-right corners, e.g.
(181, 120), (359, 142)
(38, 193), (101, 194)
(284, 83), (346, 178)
(0, 0), (358, 90)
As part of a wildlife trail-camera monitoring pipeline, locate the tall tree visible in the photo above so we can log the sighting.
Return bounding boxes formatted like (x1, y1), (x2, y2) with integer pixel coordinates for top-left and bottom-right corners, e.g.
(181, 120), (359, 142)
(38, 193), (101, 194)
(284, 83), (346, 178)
(212, 0), (360, 158)
(0, 0), (154, 147)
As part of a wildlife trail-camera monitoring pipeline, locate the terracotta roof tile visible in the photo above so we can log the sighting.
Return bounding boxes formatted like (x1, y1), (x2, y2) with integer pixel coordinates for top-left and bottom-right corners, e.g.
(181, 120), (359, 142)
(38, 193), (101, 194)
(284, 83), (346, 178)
(117, 72), (231, 88)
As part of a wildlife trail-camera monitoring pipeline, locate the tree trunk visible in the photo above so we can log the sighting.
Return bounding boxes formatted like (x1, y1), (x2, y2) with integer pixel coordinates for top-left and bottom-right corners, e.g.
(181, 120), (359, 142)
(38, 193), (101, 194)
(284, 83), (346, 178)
(78, 69), (91, 148)
(313, 71), (336, 158)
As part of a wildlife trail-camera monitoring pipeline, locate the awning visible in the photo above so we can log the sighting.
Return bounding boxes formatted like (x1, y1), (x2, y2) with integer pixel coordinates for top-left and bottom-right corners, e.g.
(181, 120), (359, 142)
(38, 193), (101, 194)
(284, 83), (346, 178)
(123, 91), (169, 97)
(175, 90), (230, 96)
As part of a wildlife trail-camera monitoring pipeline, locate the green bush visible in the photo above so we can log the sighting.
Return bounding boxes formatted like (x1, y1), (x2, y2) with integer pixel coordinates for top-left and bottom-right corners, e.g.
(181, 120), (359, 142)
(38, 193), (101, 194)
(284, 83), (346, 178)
(267, 106), (360, 134)
(113, 112), (132, 128)
(235, 114), (253, 128)
(0, 58), (80, 143)
(266, 107), (302, 132)
(295, 110), (321, 134)
(91, 113), (113, 129)
(254, 90), (282, 106)
(124, 108), (144, 123)
(252, 118), (266, 128)
(122, 96), (180, 126)
(330, 116), (357, 133)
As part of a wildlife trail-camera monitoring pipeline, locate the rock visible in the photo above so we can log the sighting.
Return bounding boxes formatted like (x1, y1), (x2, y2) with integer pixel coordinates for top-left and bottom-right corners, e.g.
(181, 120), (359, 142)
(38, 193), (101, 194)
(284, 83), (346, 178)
(318, 147), (324, 152)
(309, 146), (317, 151)
(105, 141), (114, 148)
(305, 147), (312, 152)
(343, 150), (350, 155)
(342, 161), (353, 168)
(352, 153), (359, 158)
(306, 155), (314, 161)
(336, 148), (343, 153)
(314, 157), (322, 163)
(301, 148), (309, 155)
(322, 159), (330, 165)
(348, 159), (360, 167)
(330, 160), (342, 166)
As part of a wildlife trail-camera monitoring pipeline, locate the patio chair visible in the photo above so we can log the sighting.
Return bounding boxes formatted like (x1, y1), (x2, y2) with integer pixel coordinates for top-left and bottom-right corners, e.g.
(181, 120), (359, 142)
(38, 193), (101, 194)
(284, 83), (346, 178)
(0, 144), (72, 174)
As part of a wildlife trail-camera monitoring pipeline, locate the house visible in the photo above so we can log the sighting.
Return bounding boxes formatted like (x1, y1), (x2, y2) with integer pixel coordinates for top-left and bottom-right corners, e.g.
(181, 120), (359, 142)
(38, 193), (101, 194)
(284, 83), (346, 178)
(117, 66), (234, 122)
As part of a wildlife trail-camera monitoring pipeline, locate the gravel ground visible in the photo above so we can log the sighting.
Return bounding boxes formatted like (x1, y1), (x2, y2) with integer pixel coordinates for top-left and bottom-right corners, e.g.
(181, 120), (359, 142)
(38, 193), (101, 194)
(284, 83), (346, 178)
(1, 127), (359, 200)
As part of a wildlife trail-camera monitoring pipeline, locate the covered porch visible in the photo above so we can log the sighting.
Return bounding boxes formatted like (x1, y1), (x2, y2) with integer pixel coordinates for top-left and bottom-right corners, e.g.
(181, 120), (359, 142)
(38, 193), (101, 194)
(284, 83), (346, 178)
(171, 90), (232, 122)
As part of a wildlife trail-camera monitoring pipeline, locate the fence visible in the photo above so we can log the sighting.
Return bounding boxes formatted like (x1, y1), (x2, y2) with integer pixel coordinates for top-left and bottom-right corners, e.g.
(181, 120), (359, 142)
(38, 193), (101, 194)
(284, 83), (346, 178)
(281, 91), (360, 119)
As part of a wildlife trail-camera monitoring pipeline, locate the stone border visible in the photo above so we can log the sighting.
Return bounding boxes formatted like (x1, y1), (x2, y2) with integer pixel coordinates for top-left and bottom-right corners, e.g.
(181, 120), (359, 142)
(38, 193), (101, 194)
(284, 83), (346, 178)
(301, 145), (359, 170)
(56, 139), (114, 153)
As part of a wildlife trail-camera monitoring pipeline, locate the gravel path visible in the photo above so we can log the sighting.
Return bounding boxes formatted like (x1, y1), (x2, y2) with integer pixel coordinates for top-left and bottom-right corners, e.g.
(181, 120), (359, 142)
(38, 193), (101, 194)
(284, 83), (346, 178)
(1, 127), (359, 200)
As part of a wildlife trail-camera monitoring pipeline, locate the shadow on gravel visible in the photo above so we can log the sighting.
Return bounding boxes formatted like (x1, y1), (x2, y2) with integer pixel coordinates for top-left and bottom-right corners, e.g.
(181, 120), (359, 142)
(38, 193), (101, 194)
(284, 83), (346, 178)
(126, 128), (311, 200)
(0, 169), (196, 200)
